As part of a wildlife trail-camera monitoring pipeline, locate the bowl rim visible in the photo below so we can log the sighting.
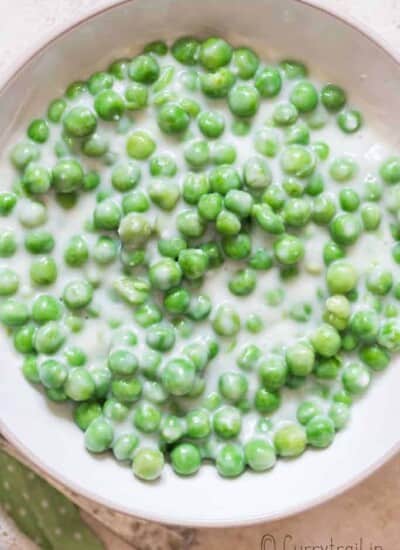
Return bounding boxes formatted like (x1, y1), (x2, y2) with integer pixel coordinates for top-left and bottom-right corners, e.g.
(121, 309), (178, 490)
(1, 0), (400, 528)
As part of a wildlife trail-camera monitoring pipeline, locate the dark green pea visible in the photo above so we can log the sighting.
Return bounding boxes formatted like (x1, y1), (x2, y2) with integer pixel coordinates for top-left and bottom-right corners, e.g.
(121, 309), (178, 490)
(321, 84), (346, 111)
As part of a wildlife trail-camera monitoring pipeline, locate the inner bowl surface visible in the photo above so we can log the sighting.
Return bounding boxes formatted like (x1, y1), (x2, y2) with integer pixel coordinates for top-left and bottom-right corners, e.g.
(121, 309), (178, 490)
(1, 0), (400, 527)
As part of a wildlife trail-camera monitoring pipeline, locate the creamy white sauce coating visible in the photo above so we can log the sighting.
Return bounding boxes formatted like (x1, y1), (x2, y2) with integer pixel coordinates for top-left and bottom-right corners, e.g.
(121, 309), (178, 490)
(0, 51), (399, 455)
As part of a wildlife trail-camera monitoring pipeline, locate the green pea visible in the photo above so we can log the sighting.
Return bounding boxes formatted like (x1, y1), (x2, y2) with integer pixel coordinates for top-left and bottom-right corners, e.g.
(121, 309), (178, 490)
(361, 203), (381, 230)
(228, 84), (260, 117)
(148, 180), (180, 211)
(286, 341), (315, 376)
(146, 322), (176, 352)
(228, 268), (256, 296)
(157, 103), (190, 134)
(32, 295), (62, 324)
(337, 109), (362, 133)
(72, 402), (102, 431)
(339, 188), (360, 212)
(216, 443), (245, 478)
(124, 82), (148, 110)
(93, 199), (121, 231)
(311, 323), (341, 357)
(283, 197), (312, 227)
(359, 344), (390, 371)
(200, 68), (235, 98)
(149, 153), (177, 178)
(128, 54), (160, 84)
(30, 256), (57, 286)
(157, 237), (187, 259)
(64, 368), (95, 401)
(171, 443), (201, 476)
(186, 294), (212, 321)
(85, 417), (114, 453)
(113, 276), (149, 305)
(172, 37), (200, 65)
(87, 71), (113, 95)
(164, 288), (190, 314)
(254, 66), (282, 97)
(47, 98), (67, 123)
(248, 248), (273, 270)
(329, 156), (357, 182)
(111, 161), (141, 192)
(113, 433), (139, 461)
(296, 401), (321, 425)
(280, 145), (316, 178)
(328, 402), (350, 430)
(350, 309), (379, 342)
(245, 439), (276, 472)
(132, 447), (164, 481)
(342, 362), (371, 394)
(197, 192), (223, 221)
(198, 110), (225, 138)
(93, 236), (118, 265)
(0, 230), (17, 257)
(199, 37), (232, 70)
(52, 159), (83, 193)
(330, 213), (362, 245)
(377, 319), (400, 351)
(63, 106), (97, 138)
(290, 80), (318, 112)
(126, 130), (156, 159)
(213, 405), (241, 439)
(62, 279), (93, 309)
(321, 84), (346, 111)
(94, 89), (125, 121)
(272, 102), (298, 126)
(274, 234), (304, 265)
(274, 423), (306, 457)
(39, 358), (67, 389)
(149, 258), (182, 290)
(134, 302), (162, 328)
(212, 304), (240, 337)
(10, 141), (40, 170)
(326, 259), (357, 294)
(280, 59), (308, 79)
(211, 142), (237, 165)
(161, 357), (195, 396)
(254, 127), (280, 158)
(306, 415), (335, 448)
(0, 268), (19, 296)
(323, 241), (345, 265)
(177, 209), (206, 238)
(185, 409), (211, 439)
(366, 266), (393, 296)
(184, 139), (210, 168)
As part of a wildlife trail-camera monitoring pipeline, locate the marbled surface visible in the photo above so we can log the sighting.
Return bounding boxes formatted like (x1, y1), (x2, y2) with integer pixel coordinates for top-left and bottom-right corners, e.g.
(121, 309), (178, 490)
(1, 1), (399, 548)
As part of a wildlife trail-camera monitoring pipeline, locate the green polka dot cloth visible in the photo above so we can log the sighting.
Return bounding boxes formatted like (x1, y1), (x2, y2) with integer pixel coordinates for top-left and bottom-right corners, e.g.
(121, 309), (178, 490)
(0, 449), (103, 549)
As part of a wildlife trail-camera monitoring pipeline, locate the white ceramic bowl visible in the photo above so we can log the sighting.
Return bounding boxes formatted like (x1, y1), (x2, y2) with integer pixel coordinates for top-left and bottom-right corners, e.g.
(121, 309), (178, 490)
(1, 0), (400, 527)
